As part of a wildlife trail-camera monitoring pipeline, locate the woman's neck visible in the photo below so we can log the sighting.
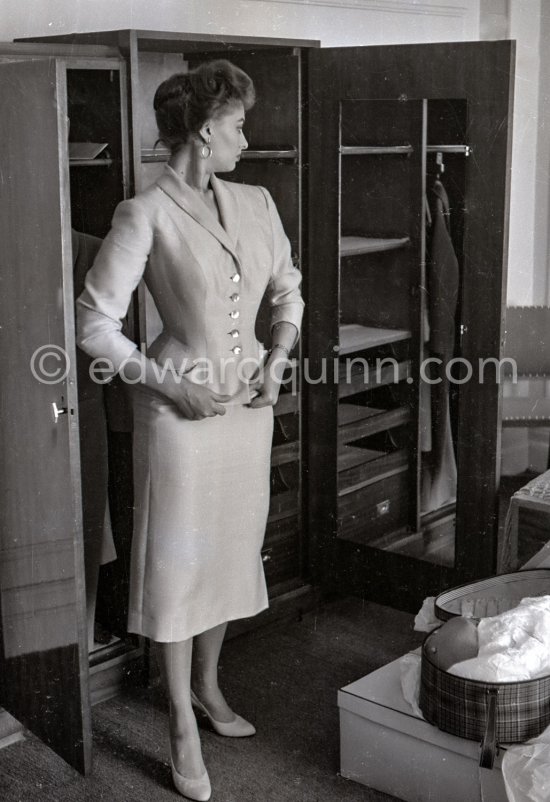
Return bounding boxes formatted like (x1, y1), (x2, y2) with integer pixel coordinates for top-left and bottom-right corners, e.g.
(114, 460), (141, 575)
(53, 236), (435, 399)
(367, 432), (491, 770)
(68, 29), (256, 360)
(168, 144), (212, 193)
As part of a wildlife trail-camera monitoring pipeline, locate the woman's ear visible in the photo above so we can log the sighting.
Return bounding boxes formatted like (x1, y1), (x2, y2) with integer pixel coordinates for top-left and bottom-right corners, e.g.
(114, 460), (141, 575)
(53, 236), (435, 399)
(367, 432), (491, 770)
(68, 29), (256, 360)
(199, 123), (212, 143)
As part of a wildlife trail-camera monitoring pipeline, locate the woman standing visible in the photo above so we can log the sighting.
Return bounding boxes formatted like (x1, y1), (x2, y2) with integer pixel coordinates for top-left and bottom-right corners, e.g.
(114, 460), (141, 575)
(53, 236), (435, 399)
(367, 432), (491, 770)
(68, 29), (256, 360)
(77, 60), (303, 800)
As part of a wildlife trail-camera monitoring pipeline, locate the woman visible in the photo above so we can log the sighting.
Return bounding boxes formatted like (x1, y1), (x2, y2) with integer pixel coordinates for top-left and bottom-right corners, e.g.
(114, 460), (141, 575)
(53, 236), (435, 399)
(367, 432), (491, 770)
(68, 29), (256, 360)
(76, 60), (304, 800)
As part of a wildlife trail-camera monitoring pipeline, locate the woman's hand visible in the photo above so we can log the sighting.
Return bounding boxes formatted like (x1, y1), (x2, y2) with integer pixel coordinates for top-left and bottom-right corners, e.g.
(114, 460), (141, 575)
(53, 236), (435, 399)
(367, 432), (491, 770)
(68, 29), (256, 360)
(248, 367), (282, 408)
(248, 349), (290, 409)
(249, 323), (298, 409)
(168, 380), (233, 420)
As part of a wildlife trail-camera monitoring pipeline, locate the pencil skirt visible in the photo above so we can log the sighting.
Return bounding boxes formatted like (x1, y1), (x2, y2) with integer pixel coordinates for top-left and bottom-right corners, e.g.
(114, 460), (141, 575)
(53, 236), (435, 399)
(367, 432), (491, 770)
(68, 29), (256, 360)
(127, 389), (273, 642)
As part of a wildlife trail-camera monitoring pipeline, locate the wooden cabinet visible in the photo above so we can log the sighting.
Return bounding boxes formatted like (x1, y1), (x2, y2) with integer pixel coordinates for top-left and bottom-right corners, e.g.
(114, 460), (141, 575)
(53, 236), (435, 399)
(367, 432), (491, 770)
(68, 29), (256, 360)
(23, 31), (314, 603)
(1, 31), (514, 774)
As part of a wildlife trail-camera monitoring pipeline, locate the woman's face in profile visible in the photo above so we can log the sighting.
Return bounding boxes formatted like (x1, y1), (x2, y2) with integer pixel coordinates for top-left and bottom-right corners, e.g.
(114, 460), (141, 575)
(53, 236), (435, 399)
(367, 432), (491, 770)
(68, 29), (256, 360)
(207, 100), (248, 172)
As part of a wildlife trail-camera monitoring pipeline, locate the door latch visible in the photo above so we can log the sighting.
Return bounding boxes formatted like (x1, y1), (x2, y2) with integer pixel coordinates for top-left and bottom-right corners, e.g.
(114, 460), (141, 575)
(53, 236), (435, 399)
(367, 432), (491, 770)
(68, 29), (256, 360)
(52, 402), (68, 423)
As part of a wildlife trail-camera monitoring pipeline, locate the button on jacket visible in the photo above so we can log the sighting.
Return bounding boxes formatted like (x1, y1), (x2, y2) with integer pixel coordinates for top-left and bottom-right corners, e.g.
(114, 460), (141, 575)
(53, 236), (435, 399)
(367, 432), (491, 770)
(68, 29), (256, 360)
(76, 165), (304, 403)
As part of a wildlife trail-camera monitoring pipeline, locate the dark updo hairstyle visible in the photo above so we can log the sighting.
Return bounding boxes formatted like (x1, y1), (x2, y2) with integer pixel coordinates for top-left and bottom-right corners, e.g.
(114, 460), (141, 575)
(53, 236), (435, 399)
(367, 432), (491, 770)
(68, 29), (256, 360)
(153, 59), (255, 153)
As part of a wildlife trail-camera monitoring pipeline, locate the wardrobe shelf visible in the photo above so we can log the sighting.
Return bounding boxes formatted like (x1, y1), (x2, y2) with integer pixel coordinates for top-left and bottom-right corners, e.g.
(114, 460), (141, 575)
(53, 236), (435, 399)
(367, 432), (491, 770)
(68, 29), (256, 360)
(338, 444), (386, 472)
(271, 441), (300, 467)
(338, 359), (411, 399)
(268, 488), (300, 521)
(340, 145), (413, 156)
(338, 450), (408, 496)
(274, 391), (299, 417)
(140, 147), (298, 163)
(69, 158), (113, 167)
(338, 404), (410, 444)
(340, 236), (410, 257)
(368, 522), (455, 567)
(337, 444), (408, 490)
(338, 404), (385, 426)
(339, 323), (411, 354)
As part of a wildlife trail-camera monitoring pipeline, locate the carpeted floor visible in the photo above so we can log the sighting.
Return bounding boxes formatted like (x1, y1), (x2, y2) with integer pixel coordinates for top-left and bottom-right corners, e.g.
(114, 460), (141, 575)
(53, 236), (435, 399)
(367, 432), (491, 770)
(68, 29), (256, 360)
(0, 597), (424, 802)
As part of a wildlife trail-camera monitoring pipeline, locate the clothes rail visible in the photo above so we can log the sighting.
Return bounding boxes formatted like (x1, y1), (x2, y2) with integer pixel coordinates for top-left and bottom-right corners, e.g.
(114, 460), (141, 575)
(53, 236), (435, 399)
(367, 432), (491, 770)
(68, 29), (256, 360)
(426, 145), (471, 155)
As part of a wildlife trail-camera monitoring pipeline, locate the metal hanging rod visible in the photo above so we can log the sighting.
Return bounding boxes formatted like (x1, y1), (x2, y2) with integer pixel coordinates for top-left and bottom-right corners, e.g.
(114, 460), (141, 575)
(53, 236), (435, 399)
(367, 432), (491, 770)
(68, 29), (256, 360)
(339, 144), (472, 156)
(141, 147), (298, 163)
(340, 145), (414, 156)
(426, 145), (472, 156)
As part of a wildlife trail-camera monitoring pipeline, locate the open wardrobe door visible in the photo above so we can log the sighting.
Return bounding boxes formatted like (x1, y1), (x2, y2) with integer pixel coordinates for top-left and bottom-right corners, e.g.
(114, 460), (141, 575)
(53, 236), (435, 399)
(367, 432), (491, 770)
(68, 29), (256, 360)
(0, 59), (91, 773)
(306, 41), (515, 610)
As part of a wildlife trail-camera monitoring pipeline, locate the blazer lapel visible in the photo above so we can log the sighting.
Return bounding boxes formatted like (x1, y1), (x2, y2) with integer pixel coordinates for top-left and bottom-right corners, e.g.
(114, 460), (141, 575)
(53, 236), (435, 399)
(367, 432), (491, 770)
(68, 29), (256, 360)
(156, 166), (241, 268)
(210, 174), (241, 249)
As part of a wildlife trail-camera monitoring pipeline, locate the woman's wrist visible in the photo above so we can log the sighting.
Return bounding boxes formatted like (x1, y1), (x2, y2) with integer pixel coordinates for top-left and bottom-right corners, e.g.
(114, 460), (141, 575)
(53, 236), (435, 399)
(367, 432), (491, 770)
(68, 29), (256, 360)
(270, 343), (291, 360)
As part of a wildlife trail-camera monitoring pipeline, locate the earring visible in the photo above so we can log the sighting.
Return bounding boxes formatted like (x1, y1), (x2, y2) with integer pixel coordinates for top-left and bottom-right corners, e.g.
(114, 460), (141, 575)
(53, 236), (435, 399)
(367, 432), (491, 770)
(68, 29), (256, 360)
(200, 139), (212, 159)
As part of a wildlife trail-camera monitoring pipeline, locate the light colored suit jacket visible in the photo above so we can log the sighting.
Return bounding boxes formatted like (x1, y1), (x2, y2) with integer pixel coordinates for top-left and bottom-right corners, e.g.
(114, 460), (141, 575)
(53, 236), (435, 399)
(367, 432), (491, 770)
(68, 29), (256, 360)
(76, 166), (304, 403)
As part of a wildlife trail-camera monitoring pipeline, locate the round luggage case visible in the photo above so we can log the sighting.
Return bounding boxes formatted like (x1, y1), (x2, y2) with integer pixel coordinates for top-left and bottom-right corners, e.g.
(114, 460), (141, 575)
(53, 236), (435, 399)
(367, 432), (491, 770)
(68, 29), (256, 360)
(419, 569), (550, 768)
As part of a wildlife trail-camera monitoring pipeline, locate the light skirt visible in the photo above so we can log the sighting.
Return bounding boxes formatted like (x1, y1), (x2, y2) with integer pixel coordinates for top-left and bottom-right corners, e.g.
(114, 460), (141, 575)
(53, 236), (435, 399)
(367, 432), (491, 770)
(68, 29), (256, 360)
(127, 388), (273, 642)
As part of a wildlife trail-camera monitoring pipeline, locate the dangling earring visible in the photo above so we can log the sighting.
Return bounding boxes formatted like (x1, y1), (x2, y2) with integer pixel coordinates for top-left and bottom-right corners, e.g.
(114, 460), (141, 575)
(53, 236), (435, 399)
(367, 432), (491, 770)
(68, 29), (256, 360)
(200, 138), (212, 159)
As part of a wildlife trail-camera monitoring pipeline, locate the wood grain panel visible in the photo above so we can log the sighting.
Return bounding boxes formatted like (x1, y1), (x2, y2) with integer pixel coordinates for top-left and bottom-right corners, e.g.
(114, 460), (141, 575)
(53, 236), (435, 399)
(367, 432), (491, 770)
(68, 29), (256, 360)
(0, 59), (90, 774)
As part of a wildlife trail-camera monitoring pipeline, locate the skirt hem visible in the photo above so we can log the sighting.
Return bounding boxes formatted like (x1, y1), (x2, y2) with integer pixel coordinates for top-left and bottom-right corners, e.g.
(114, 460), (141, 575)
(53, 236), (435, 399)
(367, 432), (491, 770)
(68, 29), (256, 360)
(127, 597), (269, 643)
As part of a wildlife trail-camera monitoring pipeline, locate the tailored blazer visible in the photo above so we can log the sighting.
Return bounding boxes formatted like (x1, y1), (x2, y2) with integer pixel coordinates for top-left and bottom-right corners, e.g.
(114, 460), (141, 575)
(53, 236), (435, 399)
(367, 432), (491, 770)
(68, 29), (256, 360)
(76, 166), (304, 404)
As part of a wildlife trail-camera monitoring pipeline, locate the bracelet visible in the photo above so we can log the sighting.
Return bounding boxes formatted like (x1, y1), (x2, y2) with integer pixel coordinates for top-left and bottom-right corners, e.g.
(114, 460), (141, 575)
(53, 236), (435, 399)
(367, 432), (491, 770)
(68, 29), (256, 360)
(270, 344), (291, 359)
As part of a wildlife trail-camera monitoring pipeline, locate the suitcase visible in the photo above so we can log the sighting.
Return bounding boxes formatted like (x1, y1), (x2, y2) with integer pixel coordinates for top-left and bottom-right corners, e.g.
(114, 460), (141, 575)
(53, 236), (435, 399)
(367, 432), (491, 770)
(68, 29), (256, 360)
(419, 569), (550, 768)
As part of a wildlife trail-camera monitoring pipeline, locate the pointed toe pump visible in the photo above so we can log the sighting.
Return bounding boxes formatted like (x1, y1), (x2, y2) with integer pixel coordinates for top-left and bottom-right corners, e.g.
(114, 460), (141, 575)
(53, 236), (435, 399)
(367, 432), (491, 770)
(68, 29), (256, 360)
(171, 758), (212, 801)
(191, 690), (256, 737)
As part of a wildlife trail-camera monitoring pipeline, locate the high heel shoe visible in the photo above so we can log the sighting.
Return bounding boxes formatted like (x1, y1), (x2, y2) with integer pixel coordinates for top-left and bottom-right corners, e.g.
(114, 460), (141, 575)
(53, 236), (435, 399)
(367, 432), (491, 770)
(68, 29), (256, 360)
(170, 757), (211, 801)
(190, 690), (256, 737)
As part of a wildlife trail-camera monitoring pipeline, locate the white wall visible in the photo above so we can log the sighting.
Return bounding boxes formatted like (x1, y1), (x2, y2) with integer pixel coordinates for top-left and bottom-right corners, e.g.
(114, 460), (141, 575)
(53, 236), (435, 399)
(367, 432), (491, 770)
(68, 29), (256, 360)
(0, 0), (480, 46)
(534, 3), (550, 305)
(507, 0), (542, 305)
(480, 0), (547, 306)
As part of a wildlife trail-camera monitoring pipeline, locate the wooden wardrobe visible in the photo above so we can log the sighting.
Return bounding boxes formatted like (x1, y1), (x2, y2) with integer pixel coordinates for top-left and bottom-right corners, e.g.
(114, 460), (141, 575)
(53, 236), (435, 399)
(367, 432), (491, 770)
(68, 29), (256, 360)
(0, 31), (514, 774)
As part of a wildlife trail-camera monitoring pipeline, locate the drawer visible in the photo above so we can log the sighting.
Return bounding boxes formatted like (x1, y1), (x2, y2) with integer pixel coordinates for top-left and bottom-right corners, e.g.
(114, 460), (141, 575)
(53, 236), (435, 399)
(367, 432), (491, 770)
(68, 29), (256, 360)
(338, 472), (409, 545)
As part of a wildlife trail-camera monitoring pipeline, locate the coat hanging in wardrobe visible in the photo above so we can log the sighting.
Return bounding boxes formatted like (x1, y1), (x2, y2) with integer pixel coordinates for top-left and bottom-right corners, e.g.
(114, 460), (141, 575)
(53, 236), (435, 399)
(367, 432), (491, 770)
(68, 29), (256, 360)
(421, 176), (459, 513)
